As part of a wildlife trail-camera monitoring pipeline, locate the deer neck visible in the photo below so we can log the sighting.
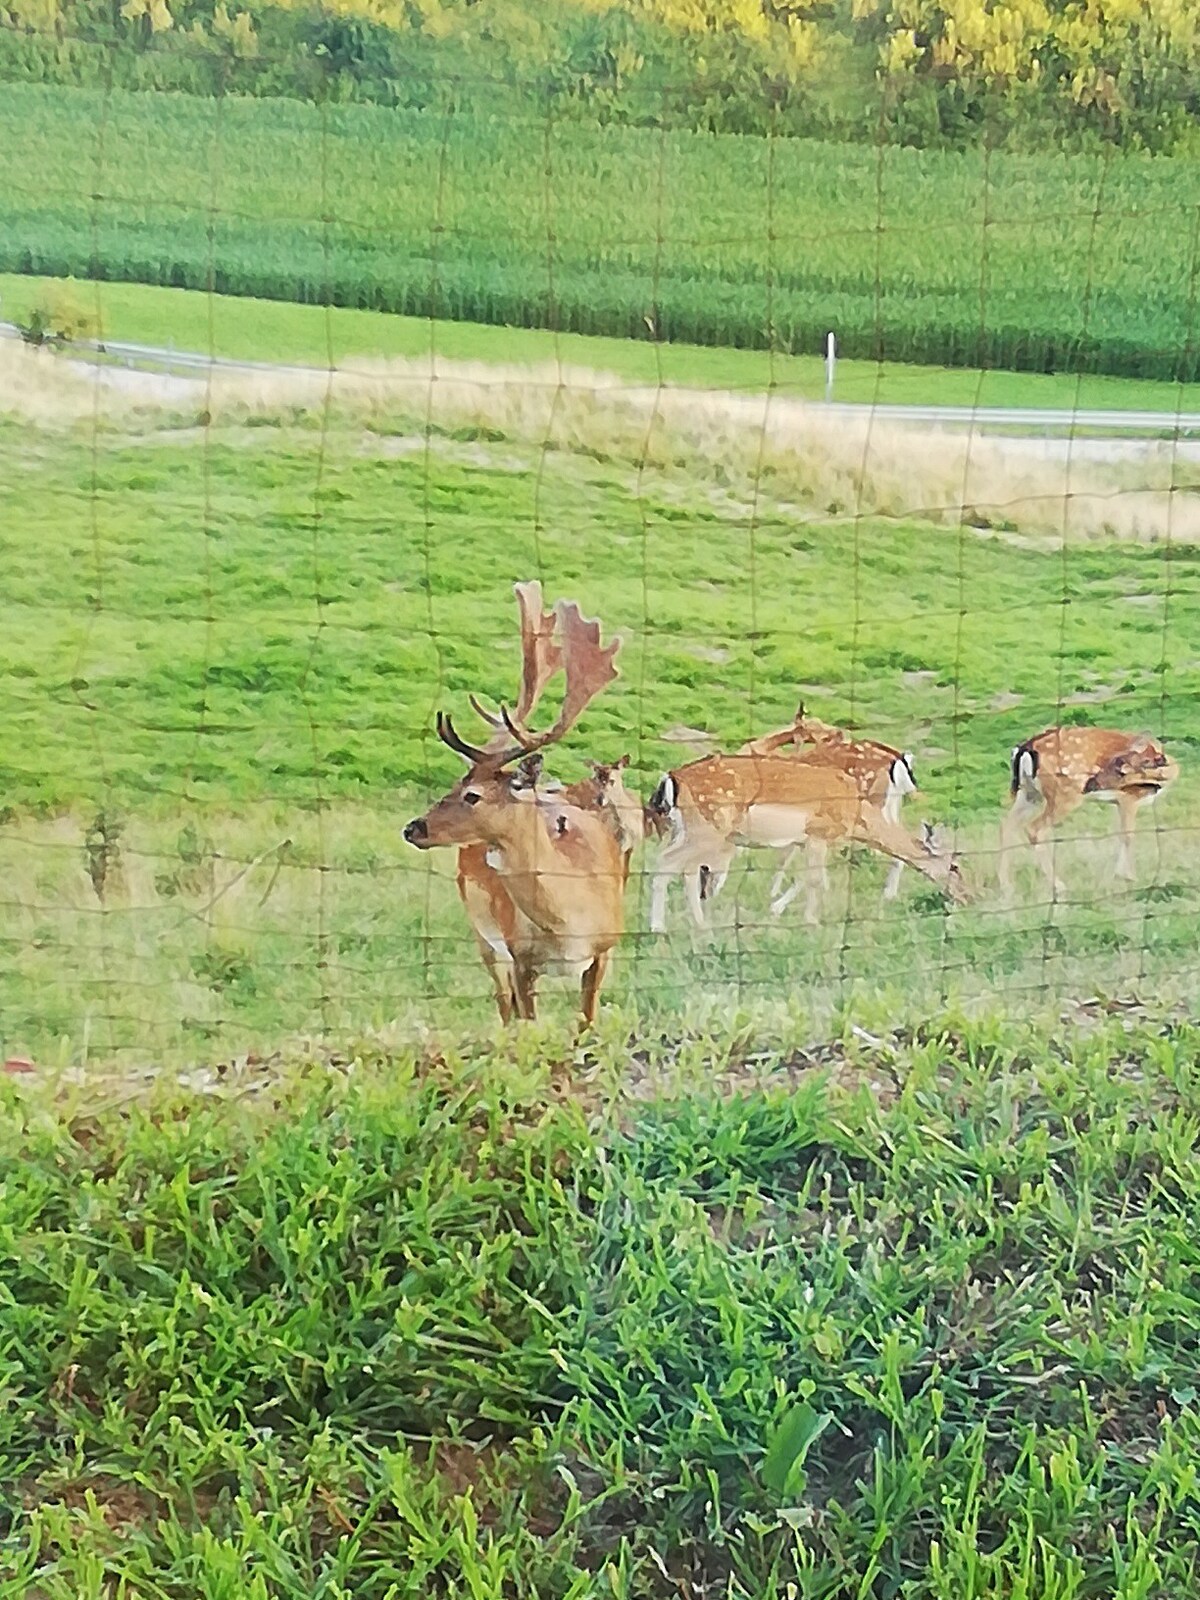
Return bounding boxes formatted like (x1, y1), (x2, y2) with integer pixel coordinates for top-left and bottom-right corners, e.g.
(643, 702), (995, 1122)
(854, 811), (948, 882)
(484, 801), (611, 932)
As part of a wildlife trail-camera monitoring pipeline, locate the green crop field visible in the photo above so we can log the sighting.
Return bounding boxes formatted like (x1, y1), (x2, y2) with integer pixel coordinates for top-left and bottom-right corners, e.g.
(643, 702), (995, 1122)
(5, 82), (1200, 381)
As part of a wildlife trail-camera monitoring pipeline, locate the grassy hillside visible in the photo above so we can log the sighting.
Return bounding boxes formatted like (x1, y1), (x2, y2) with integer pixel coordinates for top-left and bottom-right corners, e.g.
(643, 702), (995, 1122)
(5, 83), (1200, 380)
(6, 1017), (1200, 1597)
(2, 346), (1199, 1061)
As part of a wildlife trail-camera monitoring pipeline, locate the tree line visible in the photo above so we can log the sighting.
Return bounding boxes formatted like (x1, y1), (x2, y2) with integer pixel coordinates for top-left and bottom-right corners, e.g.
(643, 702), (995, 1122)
(2, 0), (1198, 153)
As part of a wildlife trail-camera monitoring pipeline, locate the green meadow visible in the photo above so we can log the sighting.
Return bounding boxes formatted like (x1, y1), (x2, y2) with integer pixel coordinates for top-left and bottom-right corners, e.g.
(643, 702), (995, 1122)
(1, 354), (1198, 1064)
(8, 274), (1200, 415)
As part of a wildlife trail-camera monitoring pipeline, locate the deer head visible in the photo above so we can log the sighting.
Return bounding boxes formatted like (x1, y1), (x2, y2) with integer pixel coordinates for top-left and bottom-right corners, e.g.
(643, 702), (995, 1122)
(404, 583), (620, 852)
(915, 821), (971, 903)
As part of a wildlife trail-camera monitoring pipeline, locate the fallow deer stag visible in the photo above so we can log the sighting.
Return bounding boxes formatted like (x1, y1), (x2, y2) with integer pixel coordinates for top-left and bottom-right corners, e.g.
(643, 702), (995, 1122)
(999, 725), (1179, 895)
(648, 754), (968, 934)
(404, 583), (624, 1026)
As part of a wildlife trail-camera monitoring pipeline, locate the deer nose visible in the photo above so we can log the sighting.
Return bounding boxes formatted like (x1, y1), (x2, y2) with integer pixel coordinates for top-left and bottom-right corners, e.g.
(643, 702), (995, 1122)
(404, 818), (428, 845)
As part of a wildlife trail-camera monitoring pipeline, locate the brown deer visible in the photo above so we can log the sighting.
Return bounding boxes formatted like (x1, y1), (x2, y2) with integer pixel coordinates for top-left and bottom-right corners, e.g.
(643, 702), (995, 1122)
(667, 703), (920, 922)
(647, 753), (967, 933)
(404, 584), (624, 1026)
(480, 748), (646, 889)
(730, 704), (919, 910)
(999, 726), (1179, 895)
(561, 758), (644, 884)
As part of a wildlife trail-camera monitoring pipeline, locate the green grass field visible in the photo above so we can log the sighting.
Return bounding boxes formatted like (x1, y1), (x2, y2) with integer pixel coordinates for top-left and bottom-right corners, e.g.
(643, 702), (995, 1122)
(7, 1015), (1200, 1597)
(5, 82), (1200, 380)
(2, 339), (1199, 1064)
(7, 126), (1200, 1597)
(10, 274), (1200, 415)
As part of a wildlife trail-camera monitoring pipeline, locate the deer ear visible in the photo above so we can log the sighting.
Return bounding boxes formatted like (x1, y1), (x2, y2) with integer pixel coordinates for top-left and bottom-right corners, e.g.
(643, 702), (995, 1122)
(511, 752), (544, 790)
(920, 821), (937, 851)
(614, 753), (630, 771)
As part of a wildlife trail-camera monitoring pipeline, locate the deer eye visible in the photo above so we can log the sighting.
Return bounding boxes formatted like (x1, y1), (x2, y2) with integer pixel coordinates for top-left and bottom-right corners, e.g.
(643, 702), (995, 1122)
(464, 791), (482, 806)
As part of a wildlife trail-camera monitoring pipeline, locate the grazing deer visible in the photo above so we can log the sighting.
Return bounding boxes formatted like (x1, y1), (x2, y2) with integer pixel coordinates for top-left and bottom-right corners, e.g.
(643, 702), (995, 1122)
(404, 583), (624, 1026)
(999, 726), (1179, 895)
(647, 754), (967, 933)
(730, 704), (919, 909)
(677, 703), (919, 918)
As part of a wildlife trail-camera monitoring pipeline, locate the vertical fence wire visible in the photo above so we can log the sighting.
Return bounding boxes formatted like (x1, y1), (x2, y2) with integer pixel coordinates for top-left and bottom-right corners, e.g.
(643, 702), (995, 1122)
(0, 43), (1196, 1060)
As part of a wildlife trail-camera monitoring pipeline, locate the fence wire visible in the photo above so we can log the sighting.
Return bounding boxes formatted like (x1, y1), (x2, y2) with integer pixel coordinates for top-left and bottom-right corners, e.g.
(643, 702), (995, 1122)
(1, 41), (1198, 1065)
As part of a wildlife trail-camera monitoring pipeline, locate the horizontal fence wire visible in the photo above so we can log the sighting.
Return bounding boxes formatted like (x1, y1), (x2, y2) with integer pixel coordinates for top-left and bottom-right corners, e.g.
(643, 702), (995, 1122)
(1, 38), (1198, 1065)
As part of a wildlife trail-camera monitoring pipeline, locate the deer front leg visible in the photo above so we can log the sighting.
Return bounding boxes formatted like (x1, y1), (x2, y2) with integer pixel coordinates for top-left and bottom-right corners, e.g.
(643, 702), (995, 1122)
(579, 950), (609, 1028)
(483, 953), (516, 1024)
(768, 845), (798, 903)
(512, 958), (539, 1021)
(802, 838), (830, 924)
(771, 839), (827, 923)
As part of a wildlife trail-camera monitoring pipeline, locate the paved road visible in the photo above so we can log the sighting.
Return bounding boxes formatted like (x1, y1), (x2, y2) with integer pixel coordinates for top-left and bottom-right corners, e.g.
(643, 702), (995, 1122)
(7, 321), (1200, 438)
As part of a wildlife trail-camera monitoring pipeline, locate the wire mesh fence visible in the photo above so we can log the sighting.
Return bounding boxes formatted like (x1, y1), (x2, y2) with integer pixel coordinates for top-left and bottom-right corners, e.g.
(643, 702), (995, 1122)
(2, 38), (1200, 1064)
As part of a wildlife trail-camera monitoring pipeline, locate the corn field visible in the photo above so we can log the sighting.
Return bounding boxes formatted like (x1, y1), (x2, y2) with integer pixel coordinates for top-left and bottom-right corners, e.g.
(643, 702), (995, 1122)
(4, 81), (1200, 378)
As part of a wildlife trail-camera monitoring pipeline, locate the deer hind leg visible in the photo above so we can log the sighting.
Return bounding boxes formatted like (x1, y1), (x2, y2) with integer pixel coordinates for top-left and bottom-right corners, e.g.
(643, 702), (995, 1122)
(771, 839), (828, 923)
(879, 794), (905, 900)
(685, 843), (736, 929)
(704, 862), (732, 901)
(998, 789), (1045, 895)
(579, 950), (609, 1029)
(1025, 806), (1070, 898)
(1114, 793), (1139, 882)
(650, 833), (724, 933)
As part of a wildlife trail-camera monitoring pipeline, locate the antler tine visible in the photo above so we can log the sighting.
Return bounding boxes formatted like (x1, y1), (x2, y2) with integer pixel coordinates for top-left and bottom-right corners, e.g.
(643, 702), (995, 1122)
(467, 691), (505, 731)
(547, 600), (620, 741)
(436, 711), (490, 765)
(463, 581), (563, 755)
(513, 580), (563, 725)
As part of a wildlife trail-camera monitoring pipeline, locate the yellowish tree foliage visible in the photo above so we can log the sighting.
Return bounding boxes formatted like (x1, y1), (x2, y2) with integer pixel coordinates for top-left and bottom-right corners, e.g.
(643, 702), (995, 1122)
(212, 2), (259, 56)
(871, 0), (1200, 112)
(120, 0), (173, 30)
(637, 0), (773, 37)
(2, 0), (62, 32)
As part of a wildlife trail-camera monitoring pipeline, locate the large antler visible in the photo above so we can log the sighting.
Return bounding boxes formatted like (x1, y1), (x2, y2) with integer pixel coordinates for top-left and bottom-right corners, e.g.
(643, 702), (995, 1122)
(467, 580), (562, 748)
(500, 600), (620, 756)
(437, 586), (617, 768)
